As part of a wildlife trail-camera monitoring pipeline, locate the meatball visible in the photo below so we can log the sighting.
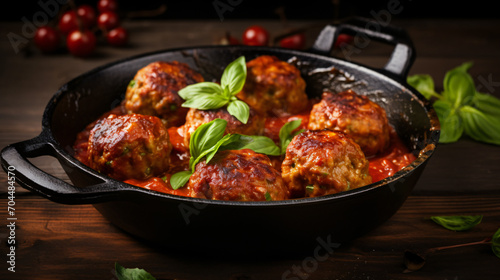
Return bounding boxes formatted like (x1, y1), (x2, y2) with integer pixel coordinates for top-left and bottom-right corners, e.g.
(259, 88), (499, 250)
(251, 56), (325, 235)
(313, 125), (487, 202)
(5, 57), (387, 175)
(182, 106), (265, 147)
(282, 130), (372, 198)
(124, 61), (204, 127)
(187, 149), (289, 201)
(236, 55), (308, 116)
(87, 114), (172, 181)
(308, 90), (390, 156)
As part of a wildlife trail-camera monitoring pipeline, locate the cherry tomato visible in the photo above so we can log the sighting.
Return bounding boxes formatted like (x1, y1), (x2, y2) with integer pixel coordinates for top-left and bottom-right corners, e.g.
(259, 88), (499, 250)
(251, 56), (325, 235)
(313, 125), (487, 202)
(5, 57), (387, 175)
(279, 33), (306, 50)
(34, 26), (60, 53)
(106, 27), (128, 47)
(58, 11), (79, 35)
(98, 11), (120, 31)
(77, 5), (97, 28)
(333, 34), (354, 48)
(66, 29), (96, 57)
(242, 25), (269, 46)
(98, 0), (119, 13)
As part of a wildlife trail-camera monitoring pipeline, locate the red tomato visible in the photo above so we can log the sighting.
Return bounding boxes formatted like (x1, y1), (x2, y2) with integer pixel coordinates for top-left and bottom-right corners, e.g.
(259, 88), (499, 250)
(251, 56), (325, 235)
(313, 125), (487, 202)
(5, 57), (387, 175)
(77, 5), (97, 28)
(333, 34), (354, 48)
(98, 11), (120, 31)
(242, 25), (269, 46)
(107, 27), (128, 47)
(34, 26), (60, 53)
(279, 33), (306, 50)
(58, 11), (79, 35)
(98, 0), (119, 13)
(66, 29), (96, 57)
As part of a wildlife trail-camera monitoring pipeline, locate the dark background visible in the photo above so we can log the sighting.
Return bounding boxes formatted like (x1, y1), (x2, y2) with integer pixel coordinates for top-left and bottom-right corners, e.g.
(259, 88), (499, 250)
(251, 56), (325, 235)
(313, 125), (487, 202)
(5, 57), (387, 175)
(4, 0), (499, 21)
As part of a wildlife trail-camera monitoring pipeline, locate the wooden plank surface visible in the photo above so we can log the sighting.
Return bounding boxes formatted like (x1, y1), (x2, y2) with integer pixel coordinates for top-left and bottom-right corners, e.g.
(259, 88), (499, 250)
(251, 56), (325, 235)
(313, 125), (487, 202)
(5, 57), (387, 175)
(1, 18), (500, 279)
(0, 195), (499, 280)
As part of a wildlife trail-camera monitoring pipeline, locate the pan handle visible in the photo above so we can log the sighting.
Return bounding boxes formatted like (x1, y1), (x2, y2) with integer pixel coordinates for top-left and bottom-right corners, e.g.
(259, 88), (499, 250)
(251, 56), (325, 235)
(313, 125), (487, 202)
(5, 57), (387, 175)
(310, 17), (415, 78)
(1, 131), (142, 204)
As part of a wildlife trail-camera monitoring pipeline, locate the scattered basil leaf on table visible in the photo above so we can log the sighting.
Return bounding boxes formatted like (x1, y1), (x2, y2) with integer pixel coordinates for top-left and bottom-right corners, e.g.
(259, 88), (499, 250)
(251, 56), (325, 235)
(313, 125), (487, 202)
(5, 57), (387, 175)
(115, 262), (156, 280)
(491, 227), (500, 258)
(407, 62), (500, 145)
(170, 119), (280, 190)
(461, 105), (500, 145)
(178, 56), (250, 123)
(406, 74), (440, 100)
(430, 215), (483, 231)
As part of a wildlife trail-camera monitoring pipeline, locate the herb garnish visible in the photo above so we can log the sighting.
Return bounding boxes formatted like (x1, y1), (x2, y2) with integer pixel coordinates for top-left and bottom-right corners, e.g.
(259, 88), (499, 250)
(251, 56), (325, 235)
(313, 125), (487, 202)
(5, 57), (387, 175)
(169, 119), (281, 190)
(278, 119), (304, 155)
(178, 56), (250, 124)
(407, 62), (500, 145)
(115, 262), (156, 280)
(169, 118), (304, 190)
(430, 215), (483, 231)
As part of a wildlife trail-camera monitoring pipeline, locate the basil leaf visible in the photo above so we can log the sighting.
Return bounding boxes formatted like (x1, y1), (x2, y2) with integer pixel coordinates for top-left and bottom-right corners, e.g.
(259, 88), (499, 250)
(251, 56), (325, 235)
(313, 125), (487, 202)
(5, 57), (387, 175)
(460, 105), (500, 145)
(181, 93), (229, 110)
(220, 134), (281, 156)
(443, 62), (475, 108)
(227, 99), (250, 124)
(265, 192), (272, 201)
(472, 92), (500, 117)
(407, 74), (441, 100)
(189, 119), (227, 161)
(492, 227), (500, 258)
(170, 170), (193, 190)
(221, 56), (247, 96)
(204, 133), (240, 164)
(433, 99), (463, 143)
(178, 82), (224, 100)
(279, 119), (303, 155)
(115, 262), (156, 280)
(430, 215), (483, 231)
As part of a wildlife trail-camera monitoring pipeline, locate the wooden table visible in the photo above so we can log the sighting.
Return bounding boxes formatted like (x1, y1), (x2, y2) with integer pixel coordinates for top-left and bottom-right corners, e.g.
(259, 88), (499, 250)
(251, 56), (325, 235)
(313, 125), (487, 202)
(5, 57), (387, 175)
(1, 18), (500, 279)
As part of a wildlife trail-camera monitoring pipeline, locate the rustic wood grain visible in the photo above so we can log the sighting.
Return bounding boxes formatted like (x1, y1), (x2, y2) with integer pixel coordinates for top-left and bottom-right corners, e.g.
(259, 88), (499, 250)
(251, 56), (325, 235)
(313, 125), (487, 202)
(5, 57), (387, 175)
(0, 195), (499, 280)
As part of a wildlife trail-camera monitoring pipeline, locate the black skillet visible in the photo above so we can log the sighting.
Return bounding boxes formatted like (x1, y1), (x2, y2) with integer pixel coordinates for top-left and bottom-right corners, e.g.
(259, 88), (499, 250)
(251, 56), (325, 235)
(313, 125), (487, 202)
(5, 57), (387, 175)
(1, 18), (439, 256)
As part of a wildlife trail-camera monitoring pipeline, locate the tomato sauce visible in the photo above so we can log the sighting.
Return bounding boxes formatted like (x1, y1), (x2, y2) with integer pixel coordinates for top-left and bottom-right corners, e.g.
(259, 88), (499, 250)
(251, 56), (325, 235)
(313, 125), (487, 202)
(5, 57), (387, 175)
(73, 104), (416, 197)
(367, 130), (416, 183)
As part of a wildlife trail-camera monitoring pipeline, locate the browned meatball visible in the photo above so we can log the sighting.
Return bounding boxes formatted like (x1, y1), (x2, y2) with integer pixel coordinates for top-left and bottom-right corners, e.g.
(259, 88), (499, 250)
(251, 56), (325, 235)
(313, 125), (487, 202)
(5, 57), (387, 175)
(182, 106), (265, 147)
(308, 90), (390, 156)
(236, 55), (308, 116)
(124, 61), (204, 127)
(282, 130), (372, 198)
(87, 114), (172, 181)
(187, 149), (289, 201)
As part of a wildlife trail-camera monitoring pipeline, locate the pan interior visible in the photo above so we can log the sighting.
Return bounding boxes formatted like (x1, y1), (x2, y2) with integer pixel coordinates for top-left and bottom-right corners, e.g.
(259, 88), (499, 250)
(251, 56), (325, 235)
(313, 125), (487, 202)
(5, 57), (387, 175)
(48, 46), (433, 185)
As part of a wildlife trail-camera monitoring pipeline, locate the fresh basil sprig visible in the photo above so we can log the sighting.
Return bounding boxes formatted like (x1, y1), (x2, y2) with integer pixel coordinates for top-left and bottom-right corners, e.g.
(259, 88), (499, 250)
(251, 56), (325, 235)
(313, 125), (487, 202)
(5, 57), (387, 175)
(115, 262), (156, 280)
(170, 119), (281, 190)
(178, 56), (250, 124)
(408, 62), (500, 145)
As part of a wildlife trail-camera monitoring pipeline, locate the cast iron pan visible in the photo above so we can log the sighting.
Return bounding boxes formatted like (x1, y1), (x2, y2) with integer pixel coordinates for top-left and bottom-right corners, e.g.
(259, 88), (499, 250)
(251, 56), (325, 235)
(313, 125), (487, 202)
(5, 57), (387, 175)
(1, 18), (439, 256)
